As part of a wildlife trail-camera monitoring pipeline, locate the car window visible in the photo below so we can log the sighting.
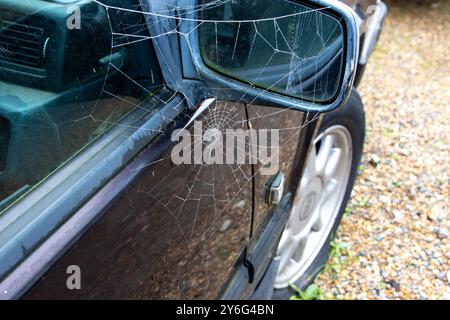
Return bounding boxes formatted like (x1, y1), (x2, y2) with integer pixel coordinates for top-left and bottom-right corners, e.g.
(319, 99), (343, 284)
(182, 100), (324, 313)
(0, 0), (163, 212)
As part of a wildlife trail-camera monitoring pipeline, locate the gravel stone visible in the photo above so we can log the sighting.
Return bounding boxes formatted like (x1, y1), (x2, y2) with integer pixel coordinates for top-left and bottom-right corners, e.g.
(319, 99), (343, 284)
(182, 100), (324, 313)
(434, 228), (449, 239)
(368, 154), (381, 168)
(314, 0), (450, 300)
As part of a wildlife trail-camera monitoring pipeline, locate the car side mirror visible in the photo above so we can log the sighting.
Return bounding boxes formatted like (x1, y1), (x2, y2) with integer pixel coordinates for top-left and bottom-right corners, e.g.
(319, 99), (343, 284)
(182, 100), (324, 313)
(182, 0), (359, 112)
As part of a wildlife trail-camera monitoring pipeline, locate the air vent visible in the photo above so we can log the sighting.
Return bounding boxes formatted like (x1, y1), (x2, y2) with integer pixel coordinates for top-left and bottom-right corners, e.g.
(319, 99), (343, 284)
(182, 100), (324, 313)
(0, 20), (45, 69)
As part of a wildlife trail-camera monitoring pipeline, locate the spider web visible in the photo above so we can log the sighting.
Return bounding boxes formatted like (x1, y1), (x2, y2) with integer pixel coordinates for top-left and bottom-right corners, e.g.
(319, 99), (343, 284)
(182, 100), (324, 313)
(0, 0), (340, 248)
(87, 0), (338, 247)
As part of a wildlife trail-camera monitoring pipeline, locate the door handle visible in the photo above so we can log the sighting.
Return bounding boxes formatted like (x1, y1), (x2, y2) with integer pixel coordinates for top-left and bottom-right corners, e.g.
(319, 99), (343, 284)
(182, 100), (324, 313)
(265, 171), (285, 205)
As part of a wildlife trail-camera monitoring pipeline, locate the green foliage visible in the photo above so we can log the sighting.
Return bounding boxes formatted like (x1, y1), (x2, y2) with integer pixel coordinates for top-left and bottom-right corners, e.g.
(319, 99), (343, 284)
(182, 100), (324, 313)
(324, 239), (353, 275)
(392, 181), (402, 188)
(357, 196), (368, 208)
(357, 164), (365, 174)
(289, 237), (354, 300)
(289, 283), (324, 300)
(343, 207), (352, 219)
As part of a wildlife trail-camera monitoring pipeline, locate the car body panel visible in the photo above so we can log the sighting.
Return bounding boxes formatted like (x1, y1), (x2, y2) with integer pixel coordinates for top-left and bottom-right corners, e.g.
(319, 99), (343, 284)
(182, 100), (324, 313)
(24, 102), (253, 299)
(0, 0), (386, 299)
(246, 106), (320, 240)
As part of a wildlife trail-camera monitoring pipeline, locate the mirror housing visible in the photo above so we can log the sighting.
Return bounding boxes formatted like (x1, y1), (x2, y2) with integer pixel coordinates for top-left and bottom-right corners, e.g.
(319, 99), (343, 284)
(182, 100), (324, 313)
(180, 0), (359, 112)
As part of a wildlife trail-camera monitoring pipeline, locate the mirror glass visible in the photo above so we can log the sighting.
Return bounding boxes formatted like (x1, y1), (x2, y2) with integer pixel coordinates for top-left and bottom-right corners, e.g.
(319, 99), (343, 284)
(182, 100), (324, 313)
(199, 0), (344, 103)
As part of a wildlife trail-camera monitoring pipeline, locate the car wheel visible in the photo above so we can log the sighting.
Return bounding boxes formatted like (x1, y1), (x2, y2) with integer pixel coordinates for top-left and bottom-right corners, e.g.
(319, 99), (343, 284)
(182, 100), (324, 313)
(272, 89), (365, 299)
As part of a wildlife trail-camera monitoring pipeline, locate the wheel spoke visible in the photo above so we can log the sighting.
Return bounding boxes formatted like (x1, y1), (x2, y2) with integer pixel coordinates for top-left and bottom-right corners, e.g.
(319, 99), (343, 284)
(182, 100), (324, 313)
(311, 204), (324, 232)
(312, 178), (339, 231)
(324, 178), (339, 200)
(292, 237), (307, 262)
(276, 228), (292, 254)
(302, 147), (317, 187)
(315, 134), (335, 175)
(288, 206), (302, 234)
(278, 241), (296, 276)
(278, 233), (303, 274)
(323, 148), (342, 181)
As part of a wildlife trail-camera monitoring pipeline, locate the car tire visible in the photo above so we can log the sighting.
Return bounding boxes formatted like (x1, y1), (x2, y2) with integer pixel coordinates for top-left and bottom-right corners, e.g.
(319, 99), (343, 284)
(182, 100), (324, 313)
(272, 89), (365, 299)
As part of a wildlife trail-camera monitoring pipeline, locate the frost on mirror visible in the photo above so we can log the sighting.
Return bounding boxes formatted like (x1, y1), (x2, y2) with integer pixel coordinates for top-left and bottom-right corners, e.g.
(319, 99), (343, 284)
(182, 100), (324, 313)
(199, 0), (344, 103)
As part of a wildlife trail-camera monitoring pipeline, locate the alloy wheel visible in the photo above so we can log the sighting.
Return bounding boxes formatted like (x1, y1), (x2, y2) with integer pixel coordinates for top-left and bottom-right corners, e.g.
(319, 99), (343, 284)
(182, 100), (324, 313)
(275, 125), (353, 288)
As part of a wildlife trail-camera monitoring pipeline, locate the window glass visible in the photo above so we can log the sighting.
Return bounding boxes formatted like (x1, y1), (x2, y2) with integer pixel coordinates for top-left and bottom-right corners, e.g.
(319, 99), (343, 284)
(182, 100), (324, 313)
(0, 0), (162, 212)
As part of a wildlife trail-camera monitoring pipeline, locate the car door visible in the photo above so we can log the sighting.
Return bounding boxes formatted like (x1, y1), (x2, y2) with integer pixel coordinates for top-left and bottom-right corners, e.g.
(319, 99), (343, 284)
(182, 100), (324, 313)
(247, 106), (321, 242)
(24, 101), (253, 300)
(0, 0), (253, 299)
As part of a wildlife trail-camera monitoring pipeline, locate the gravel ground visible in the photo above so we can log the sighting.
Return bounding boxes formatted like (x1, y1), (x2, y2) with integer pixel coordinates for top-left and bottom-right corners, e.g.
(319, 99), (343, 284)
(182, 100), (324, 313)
(314, 0), (450, 300)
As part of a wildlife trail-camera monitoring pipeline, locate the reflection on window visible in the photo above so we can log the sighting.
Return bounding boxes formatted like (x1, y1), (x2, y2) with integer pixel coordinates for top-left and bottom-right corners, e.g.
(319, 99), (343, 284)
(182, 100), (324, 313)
(0, 0), (162, 211)
(200, 0), (344, 103)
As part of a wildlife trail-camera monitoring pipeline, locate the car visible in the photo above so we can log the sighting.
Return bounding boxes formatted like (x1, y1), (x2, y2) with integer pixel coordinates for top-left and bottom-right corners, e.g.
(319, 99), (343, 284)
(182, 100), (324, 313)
(0, 0), (387, 299)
